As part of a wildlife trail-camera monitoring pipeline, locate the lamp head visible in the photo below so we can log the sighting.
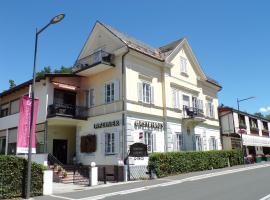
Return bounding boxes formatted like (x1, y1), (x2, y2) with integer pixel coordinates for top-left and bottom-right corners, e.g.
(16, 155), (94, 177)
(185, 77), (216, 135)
(50, 13), (65, 24)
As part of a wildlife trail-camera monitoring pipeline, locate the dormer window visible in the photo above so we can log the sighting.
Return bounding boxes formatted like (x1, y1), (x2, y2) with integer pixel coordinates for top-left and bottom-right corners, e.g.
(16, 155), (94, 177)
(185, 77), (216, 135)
(180, 56), (188, 75)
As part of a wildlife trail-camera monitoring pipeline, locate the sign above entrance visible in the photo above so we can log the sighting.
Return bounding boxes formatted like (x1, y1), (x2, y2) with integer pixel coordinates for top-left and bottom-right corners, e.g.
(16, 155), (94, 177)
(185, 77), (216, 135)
(94, 120), (120, 129)
(134, 120), (163, 130)
(129, 143), (148, 157)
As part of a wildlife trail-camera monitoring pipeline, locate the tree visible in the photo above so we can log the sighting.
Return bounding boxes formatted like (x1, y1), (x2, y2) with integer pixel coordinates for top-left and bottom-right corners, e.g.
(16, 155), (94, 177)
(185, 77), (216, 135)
(36, 66), (52, 77)
(265, 114), (270, 121)
(254, 112), (264, 118)
(54, 66), (73, 74)
(9, 79), (16, 89)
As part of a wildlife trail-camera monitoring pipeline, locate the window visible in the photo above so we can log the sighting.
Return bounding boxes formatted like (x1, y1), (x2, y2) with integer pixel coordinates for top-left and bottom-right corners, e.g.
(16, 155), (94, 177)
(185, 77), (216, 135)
(0, 103), (9, 118)
(144, 131), (153, 152)
(180, 56), (188, 74)
(138, 81), (154, 104)
(8, 128), (17, 155)
(105, 82), (115, 103)
(0, 137), (6, 154)
(90, 88), (95, 107)
(209, 137), (217, 150)
(195, 135), (203, 151)
(172, 88), (180, 109)
(105, 133), (115, 154)
(10, 99), (20, 115)
(206, 101), (214, 118)
(183, 95), (190, 108)
(176, 133), (183, 151)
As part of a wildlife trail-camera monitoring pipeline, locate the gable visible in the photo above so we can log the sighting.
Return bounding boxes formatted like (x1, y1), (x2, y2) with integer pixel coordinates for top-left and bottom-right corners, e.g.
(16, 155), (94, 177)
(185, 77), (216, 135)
(77, 22), (126, 61)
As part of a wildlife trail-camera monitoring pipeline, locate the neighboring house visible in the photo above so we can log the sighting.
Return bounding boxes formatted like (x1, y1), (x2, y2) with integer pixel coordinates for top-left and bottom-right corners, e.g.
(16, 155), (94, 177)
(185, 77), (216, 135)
(219, 106), (270, 155)
(0, 21), (222, 176)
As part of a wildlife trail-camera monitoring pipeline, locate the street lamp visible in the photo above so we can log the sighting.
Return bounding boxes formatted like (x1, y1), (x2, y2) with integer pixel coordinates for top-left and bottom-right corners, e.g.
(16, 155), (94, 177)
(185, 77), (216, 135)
(26, 13), (65, 199)
(237, 96), (256, 164)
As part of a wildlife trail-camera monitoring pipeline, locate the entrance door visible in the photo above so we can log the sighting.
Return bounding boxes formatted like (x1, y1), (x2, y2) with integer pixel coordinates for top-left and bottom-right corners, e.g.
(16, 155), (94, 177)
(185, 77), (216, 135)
(53, 139), (68, 164)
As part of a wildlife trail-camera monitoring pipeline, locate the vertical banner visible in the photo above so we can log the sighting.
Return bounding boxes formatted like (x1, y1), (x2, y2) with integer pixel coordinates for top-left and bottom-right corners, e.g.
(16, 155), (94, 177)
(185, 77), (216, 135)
(17, 96), (39, 154)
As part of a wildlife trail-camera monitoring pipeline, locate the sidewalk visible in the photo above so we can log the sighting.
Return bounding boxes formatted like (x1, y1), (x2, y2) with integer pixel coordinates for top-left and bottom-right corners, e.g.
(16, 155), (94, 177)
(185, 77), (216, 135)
(33, 162), (270, 200)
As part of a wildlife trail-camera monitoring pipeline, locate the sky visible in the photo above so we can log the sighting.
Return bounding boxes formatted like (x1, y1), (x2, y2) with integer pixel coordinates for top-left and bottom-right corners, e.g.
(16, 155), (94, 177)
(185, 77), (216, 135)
(0, 0), (270, 114)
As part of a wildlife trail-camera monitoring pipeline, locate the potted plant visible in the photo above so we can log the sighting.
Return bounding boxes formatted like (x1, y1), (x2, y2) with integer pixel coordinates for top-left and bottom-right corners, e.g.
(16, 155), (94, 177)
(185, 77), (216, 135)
(265, 154), (270, 161)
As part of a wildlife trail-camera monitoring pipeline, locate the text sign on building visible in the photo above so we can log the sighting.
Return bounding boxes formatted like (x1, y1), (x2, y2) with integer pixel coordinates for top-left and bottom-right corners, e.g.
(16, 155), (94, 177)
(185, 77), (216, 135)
(94, 120), (120, 129)
(134, 120), (163, 130)
(129, 143), (148, 157)
(17, 96), (39, 154)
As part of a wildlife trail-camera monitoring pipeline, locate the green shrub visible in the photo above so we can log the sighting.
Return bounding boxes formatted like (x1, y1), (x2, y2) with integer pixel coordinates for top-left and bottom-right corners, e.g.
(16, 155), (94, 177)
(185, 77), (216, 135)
(0, 155), (44, 199)
(148, 149), (243, 178)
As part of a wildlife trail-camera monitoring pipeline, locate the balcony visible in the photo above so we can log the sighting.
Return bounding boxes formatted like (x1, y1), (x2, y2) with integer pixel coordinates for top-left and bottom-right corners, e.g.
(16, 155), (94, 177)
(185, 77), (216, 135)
(182, 106), (205, 126)
(47, 104), (88, 120)
(73, 50), (114, 76)
(239, 123), (247, 130)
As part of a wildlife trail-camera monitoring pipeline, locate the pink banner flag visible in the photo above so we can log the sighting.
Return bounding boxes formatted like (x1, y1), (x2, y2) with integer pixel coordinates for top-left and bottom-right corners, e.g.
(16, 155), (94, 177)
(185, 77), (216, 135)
(17, 96), (39, 154)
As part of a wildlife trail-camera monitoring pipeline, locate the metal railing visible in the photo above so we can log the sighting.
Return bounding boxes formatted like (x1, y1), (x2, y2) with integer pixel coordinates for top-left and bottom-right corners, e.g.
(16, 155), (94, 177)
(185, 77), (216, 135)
(47, 153), (64, 167)
(183, 105), (204, 118)
(73, 50), (113, 72)
(47, 103), (88, 120)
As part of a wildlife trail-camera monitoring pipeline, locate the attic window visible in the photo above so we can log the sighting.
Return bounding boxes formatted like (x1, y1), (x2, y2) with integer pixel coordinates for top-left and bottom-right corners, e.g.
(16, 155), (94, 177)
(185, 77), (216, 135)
(180, 56), (188, 75)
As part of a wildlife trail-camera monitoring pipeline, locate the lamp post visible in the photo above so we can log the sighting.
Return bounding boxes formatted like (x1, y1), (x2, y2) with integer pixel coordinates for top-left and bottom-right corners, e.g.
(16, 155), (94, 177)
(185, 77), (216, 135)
(26, 13), (65, 199)
(237, 96), (256, 164)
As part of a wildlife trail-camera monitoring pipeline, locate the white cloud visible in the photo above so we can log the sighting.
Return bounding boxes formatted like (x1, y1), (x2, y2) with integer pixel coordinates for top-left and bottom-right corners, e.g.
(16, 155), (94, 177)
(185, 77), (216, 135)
(259, 107), (270, 113)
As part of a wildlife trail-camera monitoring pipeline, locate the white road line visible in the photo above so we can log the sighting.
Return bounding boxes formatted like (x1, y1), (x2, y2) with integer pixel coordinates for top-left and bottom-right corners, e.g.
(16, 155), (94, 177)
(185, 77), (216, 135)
(49, 163), (270, 200)
(49, 194), (74, 200)
(259, 194), (270, 200)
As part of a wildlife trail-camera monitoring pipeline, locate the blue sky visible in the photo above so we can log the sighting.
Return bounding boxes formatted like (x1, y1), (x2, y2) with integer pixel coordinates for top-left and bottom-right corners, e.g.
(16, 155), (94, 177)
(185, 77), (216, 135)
(0, 0), (269, 114)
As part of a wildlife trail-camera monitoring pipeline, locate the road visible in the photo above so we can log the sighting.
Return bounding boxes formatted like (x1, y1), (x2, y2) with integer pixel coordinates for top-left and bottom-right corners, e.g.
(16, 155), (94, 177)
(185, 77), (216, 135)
(35, 164), (270, 200)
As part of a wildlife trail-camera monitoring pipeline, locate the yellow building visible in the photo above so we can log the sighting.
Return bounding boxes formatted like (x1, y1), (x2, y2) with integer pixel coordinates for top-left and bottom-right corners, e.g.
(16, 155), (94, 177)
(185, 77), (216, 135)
(0, 21), (222, 179)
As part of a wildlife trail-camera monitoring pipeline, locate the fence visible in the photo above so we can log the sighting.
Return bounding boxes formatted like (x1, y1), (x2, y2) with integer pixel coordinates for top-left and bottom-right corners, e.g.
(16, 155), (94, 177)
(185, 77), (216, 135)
(128, 165), (150, 180)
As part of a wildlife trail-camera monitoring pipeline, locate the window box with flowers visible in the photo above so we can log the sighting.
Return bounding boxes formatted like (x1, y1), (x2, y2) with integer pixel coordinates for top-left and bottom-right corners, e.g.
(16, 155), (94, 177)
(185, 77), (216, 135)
(262, 129), (270, 137)
(250, 127), (259, 134)
(265, 154), (270, 161)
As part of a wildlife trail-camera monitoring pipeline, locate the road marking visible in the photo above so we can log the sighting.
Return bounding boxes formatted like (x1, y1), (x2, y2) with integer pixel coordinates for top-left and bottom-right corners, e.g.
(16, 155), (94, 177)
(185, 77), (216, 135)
(259, 194), (270, 200)
(49, 163), (270, 200)
(49, 194), (74, 200)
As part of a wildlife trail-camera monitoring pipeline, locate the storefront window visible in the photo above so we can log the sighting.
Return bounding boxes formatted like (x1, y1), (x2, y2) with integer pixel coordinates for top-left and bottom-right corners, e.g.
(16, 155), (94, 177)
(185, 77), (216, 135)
(209, 137), (217, 150)
(176, 133), (183, 151)
(105, 132), (115, 154)
(195, 135), (202, 151)
(144, 131), (152, 152)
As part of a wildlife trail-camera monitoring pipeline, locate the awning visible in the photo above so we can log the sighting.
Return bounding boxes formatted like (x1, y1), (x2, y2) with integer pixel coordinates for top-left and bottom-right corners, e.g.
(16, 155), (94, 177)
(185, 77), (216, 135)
(242, 134), (270, 147)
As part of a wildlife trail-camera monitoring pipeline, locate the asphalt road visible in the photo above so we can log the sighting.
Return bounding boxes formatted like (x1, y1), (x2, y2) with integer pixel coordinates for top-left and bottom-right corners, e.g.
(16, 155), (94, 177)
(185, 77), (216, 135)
(35, 164), (270, 200)
(104, 166), (270, 200)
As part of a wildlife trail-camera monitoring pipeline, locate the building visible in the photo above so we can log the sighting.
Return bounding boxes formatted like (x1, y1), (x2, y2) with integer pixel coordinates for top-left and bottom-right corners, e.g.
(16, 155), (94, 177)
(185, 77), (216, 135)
(0, 21), (222, 175)
(219, 106), (270, 156)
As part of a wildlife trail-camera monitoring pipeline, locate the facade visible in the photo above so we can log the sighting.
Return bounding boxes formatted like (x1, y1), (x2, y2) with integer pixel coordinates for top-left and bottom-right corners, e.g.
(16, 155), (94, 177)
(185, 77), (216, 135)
(219, 106), (270, 156)
(0, 21), (222, 172)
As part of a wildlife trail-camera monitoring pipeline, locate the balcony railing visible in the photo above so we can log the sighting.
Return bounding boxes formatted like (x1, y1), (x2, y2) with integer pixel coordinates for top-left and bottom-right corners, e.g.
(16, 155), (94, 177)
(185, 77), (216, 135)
(73, 50), (113, 73)
(47, 104), (88, 120)
(183, 106), (204, 118)
(239, 123), (247, 129)
(262, 129), (269, 137)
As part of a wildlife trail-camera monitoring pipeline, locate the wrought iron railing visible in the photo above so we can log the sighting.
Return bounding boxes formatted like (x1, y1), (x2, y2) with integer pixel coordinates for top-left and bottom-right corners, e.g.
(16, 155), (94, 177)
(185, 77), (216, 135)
(73, 50), (113, 72)
(183, 105), (204, 118)
(48, 153), (64, 167)
(47, 103), (88, 120)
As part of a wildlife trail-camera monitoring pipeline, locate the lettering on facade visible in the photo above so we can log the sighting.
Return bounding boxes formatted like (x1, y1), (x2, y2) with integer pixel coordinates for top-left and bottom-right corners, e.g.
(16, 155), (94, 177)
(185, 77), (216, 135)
(134, 120), (163, 130)
(94, 120), (120, 129)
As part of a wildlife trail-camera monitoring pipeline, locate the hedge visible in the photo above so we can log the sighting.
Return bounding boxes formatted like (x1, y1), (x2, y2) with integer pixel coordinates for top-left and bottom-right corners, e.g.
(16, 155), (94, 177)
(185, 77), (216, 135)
(148, 149), (243, 178)
(0, 155), (44, 199)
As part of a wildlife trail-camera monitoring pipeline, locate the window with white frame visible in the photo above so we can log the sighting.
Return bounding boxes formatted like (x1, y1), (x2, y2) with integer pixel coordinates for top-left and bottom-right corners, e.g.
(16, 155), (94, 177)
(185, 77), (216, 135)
(138, 81), (154, 104)
(180, 56), (188, 74)
(192, 97), (204, 113)
(89, 88), (95, 107)
(206, 101), (214, 118)
(195, 135), (203, 151)
(172, 88), (180, 109)
(144, 131), (152, 152)
(105, 132), (115, 154)
(175, 132), (183, 151)
(105, 82), (115, 103)
(183, 95), (190, 108)
(209, 137), (217, 150)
